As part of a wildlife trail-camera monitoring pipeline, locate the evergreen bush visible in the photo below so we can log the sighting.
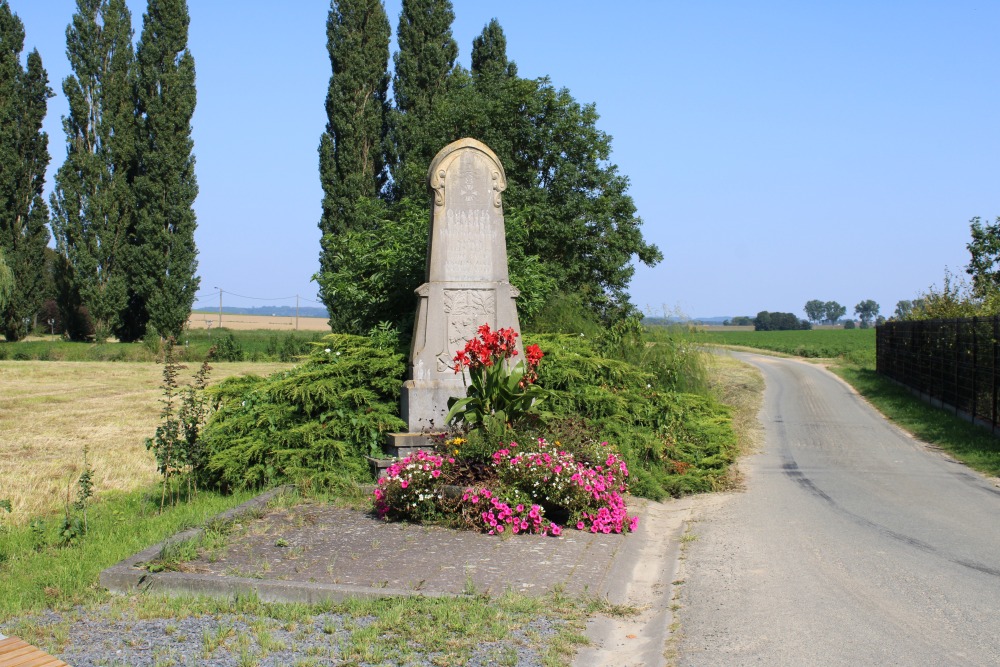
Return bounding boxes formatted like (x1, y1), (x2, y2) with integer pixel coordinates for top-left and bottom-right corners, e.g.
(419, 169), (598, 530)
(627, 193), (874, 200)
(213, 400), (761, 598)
(198, 333), (406, 490)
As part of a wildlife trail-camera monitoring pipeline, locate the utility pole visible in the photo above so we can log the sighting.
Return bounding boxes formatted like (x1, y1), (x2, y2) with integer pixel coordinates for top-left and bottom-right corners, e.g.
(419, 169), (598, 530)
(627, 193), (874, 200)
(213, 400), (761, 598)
(214, 286), (223, 328)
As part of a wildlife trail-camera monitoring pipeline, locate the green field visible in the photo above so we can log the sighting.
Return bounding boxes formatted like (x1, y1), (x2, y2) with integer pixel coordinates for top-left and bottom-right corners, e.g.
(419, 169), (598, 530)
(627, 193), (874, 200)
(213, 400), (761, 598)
(0, 328), (326, 363)
(695, 328), (875, 366)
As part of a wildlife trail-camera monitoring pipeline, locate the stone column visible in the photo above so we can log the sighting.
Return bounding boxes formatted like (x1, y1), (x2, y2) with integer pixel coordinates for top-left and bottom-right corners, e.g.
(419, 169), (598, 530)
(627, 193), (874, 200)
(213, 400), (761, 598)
(401, 138), (523, 433)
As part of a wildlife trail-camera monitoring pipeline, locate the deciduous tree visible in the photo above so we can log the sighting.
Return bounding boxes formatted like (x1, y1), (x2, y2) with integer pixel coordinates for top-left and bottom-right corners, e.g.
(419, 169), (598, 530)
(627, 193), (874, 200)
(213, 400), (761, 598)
(824, 301), (846, 325)
(317, 0), (391, 327)
(804, 299), (826, 324)
(0, 1), (52, 341)
(965, 216), (1000, 298)
(50, 0), (136, 341)
(854, 299), (879, 328)
(0, 248), (13, 310)
(123, 0), (199, 341)
(390, 0), (457, 200)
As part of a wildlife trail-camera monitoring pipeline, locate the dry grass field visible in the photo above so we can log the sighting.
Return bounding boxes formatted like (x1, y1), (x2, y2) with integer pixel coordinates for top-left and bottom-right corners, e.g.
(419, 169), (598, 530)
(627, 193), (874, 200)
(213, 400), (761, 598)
(0, 361), (293, 525)
(186, 312), (330, 331)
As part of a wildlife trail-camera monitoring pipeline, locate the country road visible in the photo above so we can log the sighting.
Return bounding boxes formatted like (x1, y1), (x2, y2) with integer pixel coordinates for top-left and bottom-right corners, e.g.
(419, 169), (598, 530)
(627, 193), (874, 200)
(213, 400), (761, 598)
(677, 352), (1000, 666)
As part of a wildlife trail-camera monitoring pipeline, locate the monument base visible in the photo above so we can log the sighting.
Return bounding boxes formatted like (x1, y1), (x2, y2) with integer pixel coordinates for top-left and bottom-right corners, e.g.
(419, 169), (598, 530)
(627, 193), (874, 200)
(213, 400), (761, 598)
(400, 377), (468, 434)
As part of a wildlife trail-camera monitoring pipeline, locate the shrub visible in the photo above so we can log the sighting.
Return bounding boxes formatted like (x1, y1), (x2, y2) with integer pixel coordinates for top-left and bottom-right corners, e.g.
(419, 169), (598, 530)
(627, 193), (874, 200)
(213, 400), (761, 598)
(527, 333), (737, 499)
(198, 332), (406, 490)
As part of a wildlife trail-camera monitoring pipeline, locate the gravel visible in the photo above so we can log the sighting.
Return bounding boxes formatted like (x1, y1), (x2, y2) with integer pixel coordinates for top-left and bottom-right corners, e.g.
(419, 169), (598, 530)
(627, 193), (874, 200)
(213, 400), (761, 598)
(3, 605), (562, 666)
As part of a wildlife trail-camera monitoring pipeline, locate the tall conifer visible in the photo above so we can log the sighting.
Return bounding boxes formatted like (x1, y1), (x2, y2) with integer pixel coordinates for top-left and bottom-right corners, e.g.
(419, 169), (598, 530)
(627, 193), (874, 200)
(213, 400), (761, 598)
(317, 0), (390, 325)
(0, 2), (52, 341)
(51, 0), (136, 341)
(390, 0), (457, 199)
(125, 0), (198, 341)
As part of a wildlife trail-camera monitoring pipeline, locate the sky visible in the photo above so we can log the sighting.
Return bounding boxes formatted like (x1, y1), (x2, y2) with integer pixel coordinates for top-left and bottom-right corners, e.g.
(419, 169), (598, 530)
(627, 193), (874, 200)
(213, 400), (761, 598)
(12, 1), (1000, 321)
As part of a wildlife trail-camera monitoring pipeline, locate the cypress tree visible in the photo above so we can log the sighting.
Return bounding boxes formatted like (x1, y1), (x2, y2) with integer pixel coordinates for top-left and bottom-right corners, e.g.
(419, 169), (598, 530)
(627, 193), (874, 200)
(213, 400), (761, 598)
(51, 0), (136, 341)
(317, 0), (391, 326)
(125, 0), (198, 341)
(390, 0), (457, 199)
(0, 2), (52, 341)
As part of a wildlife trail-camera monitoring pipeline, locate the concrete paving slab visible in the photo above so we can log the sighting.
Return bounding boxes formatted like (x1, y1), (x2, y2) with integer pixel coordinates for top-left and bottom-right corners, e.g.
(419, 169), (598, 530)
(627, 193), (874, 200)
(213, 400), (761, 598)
(100, 485), (692, 663)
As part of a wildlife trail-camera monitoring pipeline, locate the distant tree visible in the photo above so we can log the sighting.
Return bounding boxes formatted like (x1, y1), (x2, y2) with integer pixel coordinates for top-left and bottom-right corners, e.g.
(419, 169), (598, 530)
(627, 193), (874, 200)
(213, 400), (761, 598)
(121, 0), (199, 341)
(50, 0), (136, 341)
(824, 301), (846, 325)
(390, 0), (457, 200)
(843, 319), (856, 330)
(854, 299), (879, 328)
(755, 311), (809, 331)
(966, 216), (1000, 298)
(804, 299), (826, 324)
(730, 315), (753, 326)
(893, 300), (914, 320)
(317, 0), (391, 328)
(0, 2), (52, 341)
(876, 315), (886, 326)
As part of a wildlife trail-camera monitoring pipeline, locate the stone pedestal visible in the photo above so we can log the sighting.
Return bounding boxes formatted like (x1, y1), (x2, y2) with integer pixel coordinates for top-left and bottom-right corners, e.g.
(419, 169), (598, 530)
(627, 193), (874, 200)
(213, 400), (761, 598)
(400, 138), (523, 433)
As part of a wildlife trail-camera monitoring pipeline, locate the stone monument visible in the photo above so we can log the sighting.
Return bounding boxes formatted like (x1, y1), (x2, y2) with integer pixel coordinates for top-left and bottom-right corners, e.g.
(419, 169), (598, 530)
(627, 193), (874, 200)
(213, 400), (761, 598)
(399, 137), (523, 436)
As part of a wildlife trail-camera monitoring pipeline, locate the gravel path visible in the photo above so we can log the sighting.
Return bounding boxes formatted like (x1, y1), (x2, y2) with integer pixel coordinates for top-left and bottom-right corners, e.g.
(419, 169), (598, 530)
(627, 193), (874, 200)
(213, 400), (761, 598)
(4, 606), (563, 666)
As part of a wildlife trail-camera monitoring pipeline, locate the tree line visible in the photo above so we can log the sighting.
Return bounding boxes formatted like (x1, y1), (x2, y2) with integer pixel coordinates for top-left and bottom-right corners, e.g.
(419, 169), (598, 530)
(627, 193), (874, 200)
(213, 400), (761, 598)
(316, 0), (662, 334)
(0, 0), (197, 343)
(3, 0), (659, 343)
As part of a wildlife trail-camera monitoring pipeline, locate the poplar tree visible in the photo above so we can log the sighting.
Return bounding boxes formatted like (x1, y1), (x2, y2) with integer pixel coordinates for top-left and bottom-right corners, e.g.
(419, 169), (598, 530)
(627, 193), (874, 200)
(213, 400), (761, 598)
(51, 0), (136, 341)
(317, 0), (390, 326)
(471, 18), (516, 78)
(390, 0), (457, 199)
(125, 0), (198, 341)
(0, 2), (52, 341)
(0, 248), (13, 310)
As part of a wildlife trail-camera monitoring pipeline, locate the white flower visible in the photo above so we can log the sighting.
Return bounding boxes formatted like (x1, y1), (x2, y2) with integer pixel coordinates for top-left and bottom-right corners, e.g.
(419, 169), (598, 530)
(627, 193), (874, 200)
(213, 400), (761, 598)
(336, 351), (342, 356)
(324, 348), (331, 354)
(646, 384), (651, 389)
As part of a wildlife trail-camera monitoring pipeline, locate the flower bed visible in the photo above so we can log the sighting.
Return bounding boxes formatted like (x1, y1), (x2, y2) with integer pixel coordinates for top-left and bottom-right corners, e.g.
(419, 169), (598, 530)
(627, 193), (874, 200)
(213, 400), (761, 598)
(373, 438), (638, 537)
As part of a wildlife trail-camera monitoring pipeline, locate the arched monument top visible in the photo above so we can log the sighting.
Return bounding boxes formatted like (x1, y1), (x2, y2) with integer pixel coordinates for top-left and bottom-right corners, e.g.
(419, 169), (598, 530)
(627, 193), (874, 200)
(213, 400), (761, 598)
(428, 138), (507, 208)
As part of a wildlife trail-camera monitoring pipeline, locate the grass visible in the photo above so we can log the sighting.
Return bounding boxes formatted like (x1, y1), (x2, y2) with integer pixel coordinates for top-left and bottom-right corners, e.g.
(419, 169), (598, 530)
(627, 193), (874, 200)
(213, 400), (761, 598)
(0, 327), (326, 363)
(701, 327), (1000, 480)
(0, 360), (294, 524)
(7, 590), (594, 666)
(696, 327), (875, 366)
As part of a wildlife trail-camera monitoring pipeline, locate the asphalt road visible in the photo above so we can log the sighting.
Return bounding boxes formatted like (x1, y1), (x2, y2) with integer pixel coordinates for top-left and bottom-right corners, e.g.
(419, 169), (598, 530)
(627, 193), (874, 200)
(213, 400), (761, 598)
(678, 352), (1000, 666)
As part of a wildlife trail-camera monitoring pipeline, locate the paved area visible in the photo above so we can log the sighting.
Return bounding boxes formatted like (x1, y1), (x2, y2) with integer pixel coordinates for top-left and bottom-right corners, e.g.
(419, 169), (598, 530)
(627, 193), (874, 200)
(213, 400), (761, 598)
(101, 486), (696, 665)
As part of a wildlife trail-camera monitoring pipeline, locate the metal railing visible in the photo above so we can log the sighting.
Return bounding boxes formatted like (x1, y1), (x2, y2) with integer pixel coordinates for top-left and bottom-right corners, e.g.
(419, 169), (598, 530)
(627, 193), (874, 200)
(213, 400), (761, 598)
(876, 317), (1000, 431)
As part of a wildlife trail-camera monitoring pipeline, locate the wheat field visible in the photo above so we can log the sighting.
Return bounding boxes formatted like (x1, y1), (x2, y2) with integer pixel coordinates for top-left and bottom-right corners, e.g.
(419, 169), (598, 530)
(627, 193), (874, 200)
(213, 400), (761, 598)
(0, 361), (293, 525)
(186, 313), (330, 331)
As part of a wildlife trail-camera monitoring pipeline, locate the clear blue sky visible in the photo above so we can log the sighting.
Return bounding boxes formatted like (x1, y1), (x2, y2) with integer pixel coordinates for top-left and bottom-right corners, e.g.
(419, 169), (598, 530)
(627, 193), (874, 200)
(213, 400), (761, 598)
(13, 1), (1000, 320)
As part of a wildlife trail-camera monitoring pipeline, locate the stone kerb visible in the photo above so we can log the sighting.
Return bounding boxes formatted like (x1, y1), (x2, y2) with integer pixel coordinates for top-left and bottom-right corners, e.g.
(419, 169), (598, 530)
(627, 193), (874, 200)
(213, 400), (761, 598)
(400, 138), (523, 434)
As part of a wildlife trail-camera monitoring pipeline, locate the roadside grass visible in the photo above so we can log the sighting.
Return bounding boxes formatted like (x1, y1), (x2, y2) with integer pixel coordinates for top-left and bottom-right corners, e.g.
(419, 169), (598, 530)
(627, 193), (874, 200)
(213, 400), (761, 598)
(707, 354), (765, 460)
(702, 328), (1000, 480)
(6, 589), (597, 666)
(0, 484), (259, 620)
(0, 360), (294, 524)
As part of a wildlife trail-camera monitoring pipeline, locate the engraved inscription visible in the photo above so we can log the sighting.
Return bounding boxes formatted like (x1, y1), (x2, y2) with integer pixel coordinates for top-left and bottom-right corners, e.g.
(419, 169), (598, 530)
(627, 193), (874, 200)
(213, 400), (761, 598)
(442, 209), (496, 280)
